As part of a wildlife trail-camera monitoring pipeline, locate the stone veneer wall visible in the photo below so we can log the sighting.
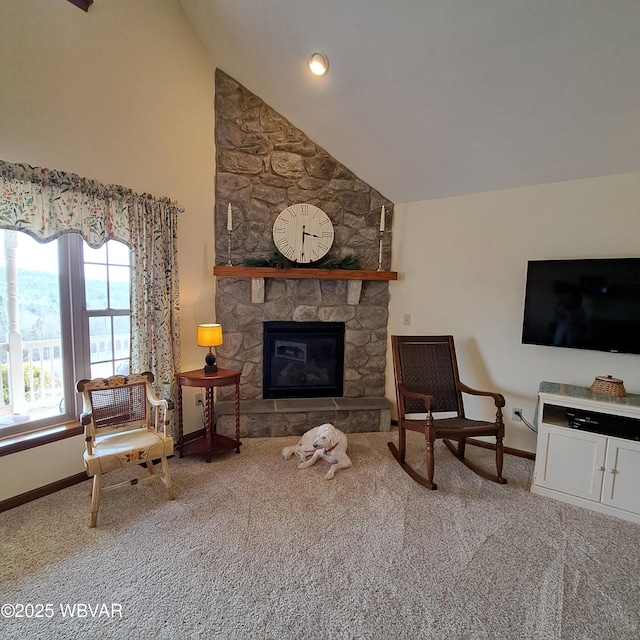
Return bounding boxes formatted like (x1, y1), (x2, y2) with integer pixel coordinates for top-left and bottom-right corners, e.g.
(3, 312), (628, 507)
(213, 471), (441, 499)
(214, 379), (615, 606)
(214, 69), (393, 270)
(213, 70), (394, 436)
(216, 277), (390, 399)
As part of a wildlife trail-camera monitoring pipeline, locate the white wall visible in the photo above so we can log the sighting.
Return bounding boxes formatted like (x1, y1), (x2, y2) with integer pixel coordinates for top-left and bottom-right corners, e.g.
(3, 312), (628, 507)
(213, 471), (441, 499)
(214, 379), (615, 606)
(0, 0), (216, 500)
(387, 172), (640, 452)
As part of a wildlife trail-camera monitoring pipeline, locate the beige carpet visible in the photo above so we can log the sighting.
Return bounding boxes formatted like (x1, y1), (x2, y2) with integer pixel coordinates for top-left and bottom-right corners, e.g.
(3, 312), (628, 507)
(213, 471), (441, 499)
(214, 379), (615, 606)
(1, 430), (639, 640)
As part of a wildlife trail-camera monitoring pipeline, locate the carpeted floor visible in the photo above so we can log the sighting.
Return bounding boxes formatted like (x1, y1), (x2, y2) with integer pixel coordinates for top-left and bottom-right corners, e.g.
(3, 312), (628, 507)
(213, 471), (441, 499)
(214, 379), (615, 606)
(1, 430), (639, 639)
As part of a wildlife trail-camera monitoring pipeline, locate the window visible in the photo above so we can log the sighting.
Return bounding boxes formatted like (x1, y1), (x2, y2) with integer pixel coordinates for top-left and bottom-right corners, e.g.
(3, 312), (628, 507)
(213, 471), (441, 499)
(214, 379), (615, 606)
(82, 240), (131, 379)
(0, 230), (130, 438)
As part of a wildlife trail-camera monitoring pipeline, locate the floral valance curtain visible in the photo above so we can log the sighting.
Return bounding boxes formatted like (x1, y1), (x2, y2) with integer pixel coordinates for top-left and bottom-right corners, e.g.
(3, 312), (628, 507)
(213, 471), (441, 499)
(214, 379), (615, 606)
(0, 159), (134, 246)
(0, 159), (181, 432)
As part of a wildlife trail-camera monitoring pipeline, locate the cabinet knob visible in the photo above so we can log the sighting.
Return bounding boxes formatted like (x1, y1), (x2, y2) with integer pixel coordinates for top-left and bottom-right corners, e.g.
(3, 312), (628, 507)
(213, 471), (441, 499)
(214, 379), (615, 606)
(596, 466), (605, 472)
(608, 468), (617, 474)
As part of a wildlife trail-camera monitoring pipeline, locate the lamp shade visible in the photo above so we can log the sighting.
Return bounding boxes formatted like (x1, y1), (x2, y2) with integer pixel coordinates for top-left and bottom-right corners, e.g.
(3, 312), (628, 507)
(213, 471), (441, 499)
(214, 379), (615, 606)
(197, 323), (223, 347)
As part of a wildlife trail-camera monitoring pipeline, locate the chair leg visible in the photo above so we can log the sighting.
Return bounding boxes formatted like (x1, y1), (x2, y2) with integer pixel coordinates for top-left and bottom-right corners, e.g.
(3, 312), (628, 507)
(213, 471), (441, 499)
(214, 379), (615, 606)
(388, 424), (438, 490)
(398, 425), (406, 461)
(161, 456), (175, 500)
(425, 438), (436, 489)
(496, 434), (504, 481)
(89, 474), (101, 528)
(458, 437), (466, 459)
(146, 460), (155, 476)
(443, 437), (507, 485)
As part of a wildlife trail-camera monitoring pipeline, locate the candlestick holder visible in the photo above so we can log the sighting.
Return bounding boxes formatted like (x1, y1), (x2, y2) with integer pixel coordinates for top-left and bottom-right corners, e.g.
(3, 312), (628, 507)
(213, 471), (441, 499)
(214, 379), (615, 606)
(226, 230), (233, 266)
(377, 230), (384, 271)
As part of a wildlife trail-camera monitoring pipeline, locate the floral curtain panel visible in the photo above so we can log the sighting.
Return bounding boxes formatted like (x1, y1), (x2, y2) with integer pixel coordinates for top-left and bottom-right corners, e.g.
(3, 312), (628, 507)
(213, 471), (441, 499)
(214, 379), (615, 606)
(129, 196), (182, 427)
(0, 159), (181, 434)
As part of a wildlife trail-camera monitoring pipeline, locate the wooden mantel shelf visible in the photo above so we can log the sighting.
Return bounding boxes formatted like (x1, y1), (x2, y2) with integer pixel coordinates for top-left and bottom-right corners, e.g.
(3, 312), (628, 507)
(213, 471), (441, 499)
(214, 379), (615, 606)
(213, 266), (398, 281)
(213, 266), (397, 304)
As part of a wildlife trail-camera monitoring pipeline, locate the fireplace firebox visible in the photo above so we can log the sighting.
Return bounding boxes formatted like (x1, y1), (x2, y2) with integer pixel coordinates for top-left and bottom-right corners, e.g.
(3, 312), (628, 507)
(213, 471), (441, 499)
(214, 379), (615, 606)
(263, 321), (345, 399)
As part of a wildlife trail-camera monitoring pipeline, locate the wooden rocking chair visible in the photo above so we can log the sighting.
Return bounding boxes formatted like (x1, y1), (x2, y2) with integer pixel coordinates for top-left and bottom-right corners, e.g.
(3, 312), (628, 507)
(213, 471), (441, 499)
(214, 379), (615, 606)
(388, 335), (506, 490)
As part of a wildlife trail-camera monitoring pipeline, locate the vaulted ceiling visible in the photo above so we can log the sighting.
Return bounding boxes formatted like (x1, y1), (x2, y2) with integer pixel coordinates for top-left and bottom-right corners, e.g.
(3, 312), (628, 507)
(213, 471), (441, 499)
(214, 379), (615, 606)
(179, 0), (640, 204)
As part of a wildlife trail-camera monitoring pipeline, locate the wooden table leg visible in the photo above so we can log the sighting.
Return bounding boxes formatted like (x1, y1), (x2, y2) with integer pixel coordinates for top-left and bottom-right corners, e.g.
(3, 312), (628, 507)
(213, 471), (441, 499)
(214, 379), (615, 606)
(177, 382), (184, 458)
(234, 378), (240, 453)
(204, 387), (214, 463)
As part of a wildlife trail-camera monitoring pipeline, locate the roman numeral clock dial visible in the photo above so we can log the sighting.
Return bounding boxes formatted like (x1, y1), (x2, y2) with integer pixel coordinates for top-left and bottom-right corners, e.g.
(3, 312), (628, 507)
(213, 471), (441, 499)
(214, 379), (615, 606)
(272, 204), (334, 264)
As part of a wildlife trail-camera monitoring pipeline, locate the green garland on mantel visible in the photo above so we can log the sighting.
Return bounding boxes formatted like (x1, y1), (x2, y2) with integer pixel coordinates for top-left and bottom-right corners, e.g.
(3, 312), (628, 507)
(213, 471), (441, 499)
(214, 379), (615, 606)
(242, 251), (361, 270)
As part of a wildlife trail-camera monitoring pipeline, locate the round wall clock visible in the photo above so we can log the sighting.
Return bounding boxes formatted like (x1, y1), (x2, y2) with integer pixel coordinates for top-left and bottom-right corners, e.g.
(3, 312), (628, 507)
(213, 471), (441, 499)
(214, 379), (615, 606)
(272, 203), (334, 264)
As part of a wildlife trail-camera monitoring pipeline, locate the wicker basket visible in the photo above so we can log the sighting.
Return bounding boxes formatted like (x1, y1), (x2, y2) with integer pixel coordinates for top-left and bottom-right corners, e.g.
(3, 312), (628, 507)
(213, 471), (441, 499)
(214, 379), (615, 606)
(590, 375), (626, 397)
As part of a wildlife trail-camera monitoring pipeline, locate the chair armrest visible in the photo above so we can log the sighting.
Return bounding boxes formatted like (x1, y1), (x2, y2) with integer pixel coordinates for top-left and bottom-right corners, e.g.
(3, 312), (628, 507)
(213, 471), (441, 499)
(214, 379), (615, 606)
(147, 392), (173, 436)
(147, 393), (174, 410)
(397, 383), (434, 411)
(147, 394), (166, 408)
(457, 382), (505, 408)
(80, 412), (94, 455)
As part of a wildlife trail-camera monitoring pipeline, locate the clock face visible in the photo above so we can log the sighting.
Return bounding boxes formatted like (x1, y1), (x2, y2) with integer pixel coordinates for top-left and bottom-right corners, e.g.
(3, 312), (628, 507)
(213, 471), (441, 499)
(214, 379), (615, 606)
(272, 204), (334, 264)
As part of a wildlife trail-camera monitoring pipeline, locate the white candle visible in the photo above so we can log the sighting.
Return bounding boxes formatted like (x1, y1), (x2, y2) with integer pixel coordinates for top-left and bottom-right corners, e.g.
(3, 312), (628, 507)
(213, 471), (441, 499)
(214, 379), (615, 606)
(227, 202), (233, 231)
(379, 205), (385, 232)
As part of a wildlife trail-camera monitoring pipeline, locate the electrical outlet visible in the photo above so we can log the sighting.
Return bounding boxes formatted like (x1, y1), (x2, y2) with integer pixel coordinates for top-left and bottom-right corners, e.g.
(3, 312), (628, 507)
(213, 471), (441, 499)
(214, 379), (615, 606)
(512, 408), (522, 421)
(403, 314), (411, 326)
(195, 393), (203, 407)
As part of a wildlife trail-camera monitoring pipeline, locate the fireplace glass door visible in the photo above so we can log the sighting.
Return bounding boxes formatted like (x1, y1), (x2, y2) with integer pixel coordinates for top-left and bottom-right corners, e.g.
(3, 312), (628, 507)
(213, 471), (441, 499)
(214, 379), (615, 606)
(263, 321), (345, 399)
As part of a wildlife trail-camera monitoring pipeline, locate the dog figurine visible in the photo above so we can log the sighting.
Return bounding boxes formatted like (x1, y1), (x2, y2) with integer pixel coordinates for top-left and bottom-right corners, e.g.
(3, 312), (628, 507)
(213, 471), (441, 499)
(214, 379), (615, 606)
(281, 423), (352, 480)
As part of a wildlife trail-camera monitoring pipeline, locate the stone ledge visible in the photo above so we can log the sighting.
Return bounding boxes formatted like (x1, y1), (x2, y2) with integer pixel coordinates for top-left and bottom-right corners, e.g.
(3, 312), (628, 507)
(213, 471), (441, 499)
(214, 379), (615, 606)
(216, 396), (391, 415)
(215, 396), (392, 438)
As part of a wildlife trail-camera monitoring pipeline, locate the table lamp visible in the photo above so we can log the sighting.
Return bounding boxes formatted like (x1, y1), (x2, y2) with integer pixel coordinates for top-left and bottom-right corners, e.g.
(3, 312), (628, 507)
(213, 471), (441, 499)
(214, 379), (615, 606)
(197, 323), (223, 374)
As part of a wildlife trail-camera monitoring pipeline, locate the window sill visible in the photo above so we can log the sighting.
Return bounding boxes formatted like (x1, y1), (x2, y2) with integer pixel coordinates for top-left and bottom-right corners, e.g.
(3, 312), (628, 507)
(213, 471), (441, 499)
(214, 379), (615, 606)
(0, 421), (82, 457)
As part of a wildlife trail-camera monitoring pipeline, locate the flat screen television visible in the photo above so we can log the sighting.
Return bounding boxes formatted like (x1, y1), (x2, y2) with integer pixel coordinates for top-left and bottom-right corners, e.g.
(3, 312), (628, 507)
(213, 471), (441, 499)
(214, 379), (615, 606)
(521, 258), (640, 355)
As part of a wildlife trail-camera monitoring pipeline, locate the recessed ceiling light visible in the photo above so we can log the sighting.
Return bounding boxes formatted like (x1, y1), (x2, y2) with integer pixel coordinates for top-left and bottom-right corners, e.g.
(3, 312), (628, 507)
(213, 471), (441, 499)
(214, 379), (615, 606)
(308, 52), (329, 76)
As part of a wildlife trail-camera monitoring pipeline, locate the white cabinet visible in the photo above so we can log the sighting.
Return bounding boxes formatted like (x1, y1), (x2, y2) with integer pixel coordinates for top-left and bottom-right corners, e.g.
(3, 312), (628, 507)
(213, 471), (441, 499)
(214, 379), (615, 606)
(531, 382), (640, 524)
(601, 438), (640, 514)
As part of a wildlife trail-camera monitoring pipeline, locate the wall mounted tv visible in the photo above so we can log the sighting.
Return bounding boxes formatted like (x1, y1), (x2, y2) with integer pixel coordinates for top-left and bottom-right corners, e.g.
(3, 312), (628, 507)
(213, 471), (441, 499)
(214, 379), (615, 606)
(521, 258), (640, 355)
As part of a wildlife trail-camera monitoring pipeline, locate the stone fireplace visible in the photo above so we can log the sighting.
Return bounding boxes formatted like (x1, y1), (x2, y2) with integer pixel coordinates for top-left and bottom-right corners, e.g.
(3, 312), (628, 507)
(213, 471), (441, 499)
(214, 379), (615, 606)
(212, 70), (393, 438)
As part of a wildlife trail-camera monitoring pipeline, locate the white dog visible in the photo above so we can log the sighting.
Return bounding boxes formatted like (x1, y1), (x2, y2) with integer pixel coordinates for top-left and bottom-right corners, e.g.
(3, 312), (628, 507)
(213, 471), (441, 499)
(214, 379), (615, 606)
(281, 423), (352, 480)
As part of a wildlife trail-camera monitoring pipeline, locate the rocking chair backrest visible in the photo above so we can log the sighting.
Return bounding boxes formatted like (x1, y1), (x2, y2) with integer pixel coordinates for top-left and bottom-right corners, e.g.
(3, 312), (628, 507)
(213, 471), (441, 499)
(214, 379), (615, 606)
(392, 335), (464, 416)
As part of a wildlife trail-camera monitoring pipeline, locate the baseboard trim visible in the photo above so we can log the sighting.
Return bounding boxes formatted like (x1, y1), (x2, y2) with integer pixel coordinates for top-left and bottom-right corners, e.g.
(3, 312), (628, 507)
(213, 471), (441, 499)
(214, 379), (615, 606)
(0, 471), (89, 513)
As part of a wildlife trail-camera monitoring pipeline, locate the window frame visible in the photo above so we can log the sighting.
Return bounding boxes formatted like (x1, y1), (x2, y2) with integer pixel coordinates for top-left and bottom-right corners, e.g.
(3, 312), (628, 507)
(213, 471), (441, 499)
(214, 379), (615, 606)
(0, 232), (131, 442)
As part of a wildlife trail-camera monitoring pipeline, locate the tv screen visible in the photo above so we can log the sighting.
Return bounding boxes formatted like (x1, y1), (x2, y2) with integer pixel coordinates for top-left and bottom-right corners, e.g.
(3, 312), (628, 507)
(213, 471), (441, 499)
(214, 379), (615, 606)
(521, 258), (640, 355)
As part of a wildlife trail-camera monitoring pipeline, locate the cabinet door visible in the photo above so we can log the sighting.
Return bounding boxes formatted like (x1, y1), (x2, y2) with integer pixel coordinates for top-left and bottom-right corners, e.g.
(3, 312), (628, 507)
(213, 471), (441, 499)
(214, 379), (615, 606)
(601, 437), (640, 514)
(535, 424), (606, 501)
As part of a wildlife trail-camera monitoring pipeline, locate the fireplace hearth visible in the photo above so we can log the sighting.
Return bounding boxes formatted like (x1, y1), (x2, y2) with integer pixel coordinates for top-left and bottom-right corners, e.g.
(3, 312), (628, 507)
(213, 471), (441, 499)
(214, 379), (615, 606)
(263, 321), (345, 399)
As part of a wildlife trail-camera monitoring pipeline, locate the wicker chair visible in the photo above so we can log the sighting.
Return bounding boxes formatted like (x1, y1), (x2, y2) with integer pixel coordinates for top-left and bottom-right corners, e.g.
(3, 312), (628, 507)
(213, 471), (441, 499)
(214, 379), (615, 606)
(389, 335), (506, 490)
(77, 372), (175, 527)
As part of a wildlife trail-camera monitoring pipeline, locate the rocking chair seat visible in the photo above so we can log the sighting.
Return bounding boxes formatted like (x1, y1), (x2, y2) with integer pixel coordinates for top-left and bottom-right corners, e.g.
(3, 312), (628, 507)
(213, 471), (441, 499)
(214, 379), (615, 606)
(400, 416), (498, 437)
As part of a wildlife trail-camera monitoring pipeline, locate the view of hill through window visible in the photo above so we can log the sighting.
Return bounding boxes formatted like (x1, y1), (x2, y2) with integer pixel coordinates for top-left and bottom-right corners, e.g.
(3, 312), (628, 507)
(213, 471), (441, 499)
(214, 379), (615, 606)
(0, 267), (128, 341)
